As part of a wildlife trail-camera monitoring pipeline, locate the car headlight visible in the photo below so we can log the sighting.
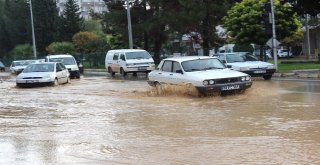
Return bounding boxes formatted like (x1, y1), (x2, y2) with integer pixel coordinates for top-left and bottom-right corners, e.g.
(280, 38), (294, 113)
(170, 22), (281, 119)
(241, 76), (251, 81)
(267, 65), (275, 69)
(203, 80), (215, 86)
(203, 80), (209, 86)
(239, 66), (250, 71)
(43, 74), (51, 78)
(149, 62), (154, 65)
(241, 77), (246, 81)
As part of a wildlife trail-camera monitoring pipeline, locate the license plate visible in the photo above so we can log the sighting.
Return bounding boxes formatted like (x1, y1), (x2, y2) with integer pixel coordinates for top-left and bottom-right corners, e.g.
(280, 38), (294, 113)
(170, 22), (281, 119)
(26, 80), (39, 83)
(221, 85), (240, 91)
(254, 70), (266, 74)
(138, 67), (147, 70)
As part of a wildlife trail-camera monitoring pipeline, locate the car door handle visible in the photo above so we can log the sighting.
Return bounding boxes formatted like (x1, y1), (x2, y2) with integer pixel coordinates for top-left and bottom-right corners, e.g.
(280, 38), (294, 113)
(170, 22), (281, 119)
(170, 74), (173, 76)
(158, 73), (162, 75)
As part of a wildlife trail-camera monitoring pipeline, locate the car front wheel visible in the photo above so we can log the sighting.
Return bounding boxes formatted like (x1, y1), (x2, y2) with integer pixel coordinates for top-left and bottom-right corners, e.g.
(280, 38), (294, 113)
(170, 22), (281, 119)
(108, 67), (115, 77)
(53, 78), (59, 86)
(263, 75), (272, 80)
(120, 68), (127, 77)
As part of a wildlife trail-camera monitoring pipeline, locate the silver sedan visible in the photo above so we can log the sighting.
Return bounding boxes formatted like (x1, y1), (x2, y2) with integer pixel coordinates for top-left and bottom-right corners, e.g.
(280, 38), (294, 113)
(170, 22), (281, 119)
(16, 62), (70, 87)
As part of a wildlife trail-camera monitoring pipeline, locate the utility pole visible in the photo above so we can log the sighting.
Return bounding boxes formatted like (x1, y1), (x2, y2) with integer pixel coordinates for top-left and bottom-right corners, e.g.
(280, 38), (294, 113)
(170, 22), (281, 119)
(306, 14), (311, 59)
(29, 0), (37, 59)
(126, 0), (133, 49)
(270, 0), (277, 70)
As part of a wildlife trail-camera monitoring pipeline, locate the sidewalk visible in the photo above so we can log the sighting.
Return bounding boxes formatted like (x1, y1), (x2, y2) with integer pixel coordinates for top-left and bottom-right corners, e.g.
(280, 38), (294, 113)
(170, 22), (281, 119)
(273, 69), (320, 79)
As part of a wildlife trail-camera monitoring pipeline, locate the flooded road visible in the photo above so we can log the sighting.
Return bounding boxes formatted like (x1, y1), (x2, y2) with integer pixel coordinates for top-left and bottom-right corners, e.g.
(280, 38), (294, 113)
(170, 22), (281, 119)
(0, 75), (319, 165)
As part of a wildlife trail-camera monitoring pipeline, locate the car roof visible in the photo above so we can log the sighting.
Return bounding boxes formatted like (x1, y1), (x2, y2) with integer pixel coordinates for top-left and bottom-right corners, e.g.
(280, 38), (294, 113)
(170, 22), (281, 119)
(108, 49), (146, 53)
(47, 54), (73, 58)
(29, 62), (58, 65)
(12, 59), (38, 62)
(163, 56), (217, 63)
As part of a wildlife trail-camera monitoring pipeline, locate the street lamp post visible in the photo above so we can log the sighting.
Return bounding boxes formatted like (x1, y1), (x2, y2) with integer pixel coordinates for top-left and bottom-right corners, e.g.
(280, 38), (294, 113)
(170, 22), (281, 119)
(28, 0), (37, 59)
(270, 0), (277, 70)
(126, 0), (133, 49)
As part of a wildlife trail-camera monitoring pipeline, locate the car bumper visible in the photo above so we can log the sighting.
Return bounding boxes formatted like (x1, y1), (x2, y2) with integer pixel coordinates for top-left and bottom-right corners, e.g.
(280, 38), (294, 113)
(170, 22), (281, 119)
(196, 81), (252, 94)
(242, 69), (276, 77)
(16, 78), (54, 87)
(125, 65), (155, 72)
(69, 70), (80, 78)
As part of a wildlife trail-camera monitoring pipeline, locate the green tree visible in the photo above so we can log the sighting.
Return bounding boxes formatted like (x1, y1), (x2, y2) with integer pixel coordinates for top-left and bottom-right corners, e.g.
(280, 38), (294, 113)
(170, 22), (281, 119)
(223, 0), (301, 46)
(287, 0), (320, 16)
(11, 44), (34, 60)
(233, 43), (254, 53)
(175, 0), (234, 56)
(2, 0), (29, 53)
(72, 31), (97, 53)
(83, 20), (103, 32)
(57, 0), (84, 42)
(32, 0), (59, 55)
(47, 42), (76, 54)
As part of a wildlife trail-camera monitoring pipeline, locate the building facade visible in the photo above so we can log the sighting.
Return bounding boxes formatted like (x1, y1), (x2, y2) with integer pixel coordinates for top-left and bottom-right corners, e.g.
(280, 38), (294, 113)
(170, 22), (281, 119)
(56, 0), (107, 20)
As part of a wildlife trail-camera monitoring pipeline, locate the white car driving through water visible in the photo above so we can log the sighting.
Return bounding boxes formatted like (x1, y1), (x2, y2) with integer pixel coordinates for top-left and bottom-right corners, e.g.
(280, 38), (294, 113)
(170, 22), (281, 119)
(147, 56), (252, 96)
(16, 62), (70, 87)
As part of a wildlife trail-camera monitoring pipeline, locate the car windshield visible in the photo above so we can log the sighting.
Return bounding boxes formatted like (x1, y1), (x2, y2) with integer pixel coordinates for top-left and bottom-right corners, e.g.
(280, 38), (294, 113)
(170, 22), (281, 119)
(226, 54), (245, 63)
(241, 55), (258, 61)
(48, 57), (76, 65)
(23, 63), (54, 73)
(126, 51), (151, 59)
(181, 58), (226, 72)
(0, 62), (4, 67)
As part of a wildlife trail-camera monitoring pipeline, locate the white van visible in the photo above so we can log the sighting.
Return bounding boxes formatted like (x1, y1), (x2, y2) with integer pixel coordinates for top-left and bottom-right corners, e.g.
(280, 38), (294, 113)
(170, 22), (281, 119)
(45, 54), (80, 78)
(105, 49), (155, 76)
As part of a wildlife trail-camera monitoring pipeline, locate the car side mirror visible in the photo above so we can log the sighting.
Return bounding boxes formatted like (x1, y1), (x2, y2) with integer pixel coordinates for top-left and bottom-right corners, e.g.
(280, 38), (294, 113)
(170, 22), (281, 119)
(120, 56), (126, 61)
(221, 60), (226, 64)
(176, 69), (183, 74)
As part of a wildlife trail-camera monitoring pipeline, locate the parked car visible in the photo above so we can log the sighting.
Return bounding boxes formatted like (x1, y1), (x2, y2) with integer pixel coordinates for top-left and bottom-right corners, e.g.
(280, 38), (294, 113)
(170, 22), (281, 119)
(147, 56), (252, 96)
(212, 53), (276, 80)
(16, 62), (70, 87)
(105, 49), (155, 77)
(45, 54), (80, 78)
(0, 61), (5, 72)
(10, 59), (42, 75)
(277, 49), (292, 58)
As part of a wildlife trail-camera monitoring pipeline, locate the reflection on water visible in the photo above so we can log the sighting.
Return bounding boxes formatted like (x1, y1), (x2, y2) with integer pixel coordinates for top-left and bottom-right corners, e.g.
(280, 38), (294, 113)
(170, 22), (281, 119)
(0, 77), (319, 164)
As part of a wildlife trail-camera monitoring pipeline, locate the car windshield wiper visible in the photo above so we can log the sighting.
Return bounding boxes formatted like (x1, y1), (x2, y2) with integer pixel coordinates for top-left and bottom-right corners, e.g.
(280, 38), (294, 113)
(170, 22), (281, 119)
(203, 67), (223, 70)
(185, 68), (201, 72)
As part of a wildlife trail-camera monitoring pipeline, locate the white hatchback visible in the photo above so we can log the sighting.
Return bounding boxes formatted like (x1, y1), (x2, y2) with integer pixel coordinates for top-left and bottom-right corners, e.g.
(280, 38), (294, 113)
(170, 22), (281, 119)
(147, 56), (252, 96)
(16, 62), (70, 87)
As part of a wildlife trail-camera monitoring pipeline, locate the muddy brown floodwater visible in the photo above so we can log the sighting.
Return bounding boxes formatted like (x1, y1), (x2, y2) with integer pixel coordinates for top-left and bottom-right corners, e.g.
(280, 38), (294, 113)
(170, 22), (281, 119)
(0, 75), (319, 165)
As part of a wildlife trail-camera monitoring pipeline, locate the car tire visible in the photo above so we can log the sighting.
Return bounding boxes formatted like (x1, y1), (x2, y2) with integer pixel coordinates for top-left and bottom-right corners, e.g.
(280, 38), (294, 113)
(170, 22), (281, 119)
(263, 75), (272, 80)
(53, 78), (59, 86)
(133, 72), (137, 76)
(120, 68), (127, 77)
(108, 67), (115, 77)
(154, 82), (162, 95)
(66, 77), (71, 84)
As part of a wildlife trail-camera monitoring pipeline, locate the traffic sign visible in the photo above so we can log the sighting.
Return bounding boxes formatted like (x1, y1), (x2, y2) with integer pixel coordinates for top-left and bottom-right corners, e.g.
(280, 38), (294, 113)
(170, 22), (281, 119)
(266, 38), (280, 48)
